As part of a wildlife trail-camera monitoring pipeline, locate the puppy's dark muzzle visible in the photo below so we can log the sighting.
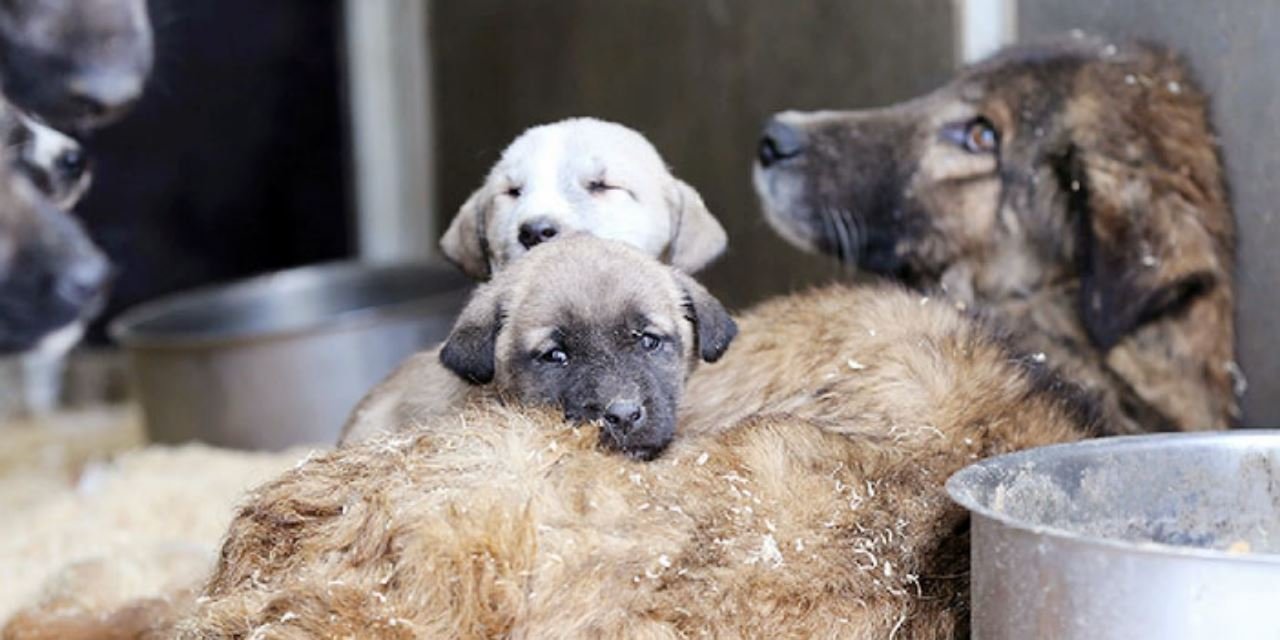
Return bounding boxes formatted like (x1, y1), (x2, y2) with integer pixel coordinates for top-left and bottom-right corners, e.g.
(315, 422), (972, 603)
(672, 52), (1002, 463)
(758, 118), (806, 168)
(568, 399), (672, 461)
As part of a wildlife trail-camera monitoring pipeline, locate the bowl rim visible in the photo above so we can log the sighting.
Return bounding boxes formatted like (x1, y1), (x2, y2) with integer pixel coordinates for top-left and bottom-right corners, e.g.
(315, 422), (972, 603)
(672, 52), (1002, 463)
(109, 259), (472, 350)
(946, 430), (1280, 564)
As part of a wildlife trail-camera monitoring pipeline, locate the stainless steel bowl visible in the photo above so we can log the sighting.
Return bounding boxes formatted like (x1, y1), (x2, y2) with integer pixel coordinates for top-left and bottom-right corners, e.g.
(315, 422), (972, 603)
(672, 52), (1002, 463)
(947, 431), (1280, 639)
(111, 261), (472, 449)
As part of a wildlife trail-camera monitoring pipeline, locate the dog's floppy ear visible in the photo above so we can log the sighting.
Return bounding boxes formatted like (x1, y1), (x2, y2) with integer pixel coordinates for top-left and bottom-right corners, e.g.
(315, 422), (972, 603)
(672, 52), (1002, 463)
(439, 284), (503, 384)
(440, 187), (493, 280)
(673, 271), (737, 363)
(1065, 128), (1227, 352)
(666, 178), (728, 273)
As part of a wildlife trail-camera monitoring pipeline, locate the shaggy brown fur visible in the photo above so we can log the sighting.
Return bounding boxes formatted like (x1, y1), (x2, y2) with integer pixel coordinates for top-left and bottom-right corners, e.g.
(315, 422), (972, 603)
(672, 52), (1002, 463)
(171, 283), (1094, 638)
(754, 36), (1236, 434)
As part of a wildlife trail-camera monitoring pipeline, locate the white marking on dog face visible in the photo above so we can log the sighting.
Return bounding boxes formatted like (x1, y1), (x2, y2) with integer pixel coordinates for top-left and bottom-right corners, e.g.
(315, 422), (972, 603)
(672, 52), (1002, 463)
(14, 109), (91, 209)
(481, 118), (675, 268)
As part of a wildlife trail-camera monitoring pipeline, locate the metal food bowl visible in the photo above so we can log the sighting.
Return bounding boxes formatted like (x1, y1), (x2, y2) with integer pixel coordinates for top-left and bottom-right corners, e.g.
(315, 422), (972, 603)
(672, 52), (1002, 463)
(947, 431), (1280, 639)
(111, 261), (472, 450)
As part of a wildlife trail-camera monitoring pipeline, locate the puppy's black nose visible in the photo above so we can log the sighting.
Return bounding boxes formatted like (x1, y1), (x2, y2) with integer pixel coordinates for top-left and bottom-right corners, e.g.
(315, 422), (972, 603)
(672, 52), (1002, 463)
(55, 148), (88, 180)
(518, 217), (559, 249)
(603, 400), (645, 433)
(67, 73), (145, 120)
(758, 118), (806, 167)
(55, 253), (111, 307)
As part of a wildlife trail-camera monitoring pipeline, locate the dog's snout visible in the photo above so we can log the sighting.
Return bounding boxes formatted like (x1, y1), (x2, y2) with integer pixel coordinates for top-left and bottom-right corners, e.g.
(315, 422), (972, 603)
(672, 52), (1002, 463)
(518, 217), (559, 249)
(603, 400), (645, 432)
(55, 252), (111, 306)
(67, 72), (145, 120)
(758, 118), (806, 167)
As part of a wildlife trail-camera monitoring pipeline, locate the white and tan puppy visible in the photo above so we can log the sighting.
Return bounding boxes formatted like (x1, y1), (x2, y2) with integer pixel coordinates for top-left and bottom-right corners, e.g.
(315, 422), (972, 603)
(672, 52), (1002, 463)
(441, 117), (727, 278)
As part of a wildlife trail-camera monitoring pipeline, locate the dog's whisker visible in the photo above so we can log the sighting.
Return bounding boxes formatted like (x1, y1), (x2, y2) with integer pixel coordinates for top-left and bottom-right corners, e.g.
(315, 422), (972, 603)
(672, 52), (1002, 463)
(827, 206), (858, 276)
(818, 206), (841, 267)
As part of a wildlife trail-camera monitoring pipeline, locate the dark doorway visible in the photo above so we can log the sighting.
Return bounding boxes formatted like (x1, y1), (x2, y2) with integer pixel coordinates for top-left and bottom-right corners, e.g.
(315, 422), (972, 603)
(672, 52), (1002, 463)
(80, 0), (353, 343)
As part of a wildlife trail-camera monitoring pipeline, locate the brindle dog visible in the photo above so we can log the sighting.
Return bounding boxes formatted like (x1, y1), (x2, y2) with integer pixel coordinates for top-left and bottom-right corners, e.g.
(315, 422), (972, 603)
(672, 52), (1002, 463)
(754, 36), (1236, 434)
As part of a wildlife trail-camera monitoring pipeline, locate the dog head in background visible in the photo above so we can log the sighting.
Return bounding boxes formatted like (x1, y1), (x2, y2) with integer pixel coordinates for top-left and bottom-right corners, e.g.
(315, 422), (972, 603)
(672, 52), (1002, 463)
(0, 158), (109, 354)
(753, 36), (1236, 431)
(441, 117), (727, 279)
(0, 0), (153, 131)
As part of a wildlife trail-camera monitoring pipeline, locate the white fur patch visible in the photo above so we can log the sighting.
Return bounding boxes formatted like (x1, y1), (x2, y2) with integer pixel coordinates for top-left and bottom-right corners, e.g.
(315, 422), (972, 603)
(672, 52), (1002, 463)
(482, 118), (676, 266)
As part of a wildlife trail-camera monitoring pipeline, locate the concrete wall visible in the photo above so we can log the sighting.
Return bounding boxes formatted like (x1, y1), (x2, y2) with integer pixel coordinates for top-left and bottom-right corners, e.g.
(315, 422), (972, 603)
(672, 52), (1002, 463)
(429, 0), (955, 309)
(1019, 3), (1279, 425)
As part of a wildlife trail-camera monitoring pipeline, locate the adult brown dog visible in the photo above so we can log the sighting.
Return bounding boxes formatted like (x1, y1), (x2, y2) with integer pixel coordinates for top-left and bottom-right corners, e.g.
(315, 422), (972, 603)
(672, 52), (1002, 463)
(755, 36), (1236, 434)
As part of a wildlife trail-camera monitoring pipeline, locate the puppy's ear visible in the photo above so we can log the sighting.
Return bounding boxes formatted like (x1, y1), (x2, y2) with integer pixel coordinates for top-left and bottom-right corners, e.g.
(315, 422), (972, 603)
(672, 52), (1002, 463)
(1065, 137), (1227, 352)
(439, 284), (503, 384)
(674, 271), (737, 363)
(440, 187), (493, 279)
(666, 178), (728, 273)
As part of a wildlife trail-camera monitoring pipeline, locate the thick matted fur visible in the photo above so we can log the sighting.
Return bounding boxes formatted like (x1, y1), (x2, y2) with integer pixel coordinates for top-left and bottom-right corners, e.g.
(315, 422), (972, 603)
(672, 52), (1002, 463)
(172, 283), (1094, 638)
(754, 36), (1236, 434)
(441, 118), (727, 278)
(341, 235), (736, 459)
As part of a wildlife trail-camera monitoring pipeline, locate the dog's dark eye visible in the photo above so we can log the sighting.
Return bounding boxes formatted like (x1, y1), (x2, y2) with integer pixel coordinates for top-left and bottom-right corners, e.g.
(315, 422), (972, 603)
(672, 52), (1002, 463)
(943, 117), (999, 154)
(638, 332), (662, 351)
(539, 347), (568, 365)
(505, 186), (522, 198)
(963, 118), (998, 153)
(586, 179), (614, 194)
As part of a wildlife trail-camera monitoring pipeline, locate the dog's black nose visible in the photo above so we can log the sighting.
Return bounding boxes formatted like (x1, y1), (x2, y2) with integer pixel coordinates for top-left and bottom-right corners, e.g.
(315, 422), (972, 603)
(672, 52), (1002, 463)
(518, 218), (559, 249)
(67, 72), (145, 121)
(55, 252), (111, 307)
(55, 148), (88, 180)
(758, 118), (806, 167)
(603, 400), (645, 433)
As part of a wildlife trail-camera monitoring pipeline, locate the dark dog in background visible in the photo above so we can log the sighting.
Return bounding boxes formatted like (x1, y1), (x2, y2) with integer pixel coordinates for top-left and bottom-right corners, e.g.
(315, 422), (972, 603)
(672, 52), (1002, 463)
(755, 35), (1236, 434)
(0, 0), (152, 355)
(0, 0), (153, 132)
(0, 160), (105, 354)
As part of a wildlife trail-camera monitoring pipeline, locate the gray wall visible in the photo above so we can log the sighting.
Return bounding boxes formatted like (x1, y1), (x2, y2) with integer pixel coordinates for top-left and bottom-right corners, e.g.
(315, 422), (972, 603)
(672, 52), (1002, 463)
(429, 0), (955, 309)
(1020, 3), (1278, 425)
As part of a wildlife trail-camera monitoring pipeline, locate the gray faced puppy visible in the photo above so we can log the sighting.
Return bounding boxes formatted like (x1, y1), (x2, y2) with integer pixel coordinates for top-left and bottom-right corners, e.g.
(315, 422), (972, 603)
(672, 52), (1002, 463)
(440, 118), (727, 279)
(341, 235), (737, 459)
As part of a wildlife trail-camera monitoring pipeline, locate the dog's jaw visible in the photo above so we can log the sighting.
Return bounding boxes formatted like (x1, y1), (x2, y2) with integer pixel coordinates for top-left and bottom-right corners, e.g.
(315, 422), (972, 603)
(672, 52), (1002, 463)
(752, 161), (822, 256)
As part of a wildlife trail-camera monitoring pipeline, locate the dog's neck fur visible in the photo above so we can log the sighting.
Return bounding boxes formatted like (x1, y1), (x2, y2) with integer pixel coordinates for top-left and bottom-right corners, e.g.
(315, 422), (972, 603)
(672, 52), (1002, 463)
(950, 257), (1236, 434)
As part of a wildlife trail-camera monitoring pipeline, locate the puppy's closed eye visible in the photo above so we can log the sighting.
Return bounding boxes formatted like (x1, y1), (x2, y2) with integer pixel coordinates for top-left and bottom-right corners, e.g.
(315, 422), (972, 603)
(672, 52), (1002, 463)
(586, 178), (619, 195)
